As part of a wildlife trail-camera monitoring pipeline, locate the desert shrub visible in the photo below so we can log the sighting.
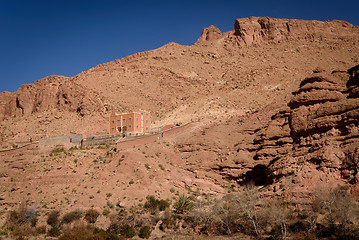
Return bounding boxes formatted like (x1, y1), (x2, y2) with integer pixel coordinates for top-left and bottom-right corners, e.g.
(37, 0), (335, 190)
(160, 211), (179, 231)
(47, 210), (60, 227)
(0, 229), (9, 236)
(144, 195), (157, 210)
(35, 225), (46, 235)
(61, 209), (83, 225)
(95, 229), (121, 240)
(58, 221), (94, 240)
(138, 226), (151, 238)
(48, 226), (61, 237)
(173, 194), (193, 213)
(262, 199), (291, 239)
(102, 208), (111, 216)
(51, 147), (65, 155)
(158, 199), (170, 211)
(92, 227), (120, 240)
(144, 195), (169, 212)
(312, 184), (359, 238)
(5, 204), (38, 236)
(269, 228), (282, 240)
(84, 209), (100, 224)
(119, 225), (136, 238)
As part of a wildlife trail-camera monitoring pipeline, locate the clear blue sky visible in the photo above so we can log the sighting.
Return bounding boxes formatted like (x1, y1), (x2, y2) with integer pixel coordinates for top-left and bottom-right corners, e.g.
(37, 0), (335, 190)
(1, 0), (358, 93)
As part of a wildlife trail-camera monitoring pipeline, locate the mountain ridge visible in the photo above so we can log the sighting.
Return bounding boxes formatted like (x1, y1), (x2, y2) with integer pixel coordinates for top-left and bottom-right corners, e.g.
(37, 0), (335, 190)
(0, 17), (359, 148)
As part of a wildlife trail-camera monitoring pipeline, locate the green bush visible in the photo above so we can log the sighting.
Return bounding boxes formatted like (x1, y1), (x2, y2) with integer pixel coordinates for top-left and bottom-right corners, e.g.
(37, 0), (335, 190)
(120, 225), (136, 238)
(139, 226), (151, 239)
(158, 199), (170, 211)
(144, 195), (169, 212)
(93, 228), (120, 240)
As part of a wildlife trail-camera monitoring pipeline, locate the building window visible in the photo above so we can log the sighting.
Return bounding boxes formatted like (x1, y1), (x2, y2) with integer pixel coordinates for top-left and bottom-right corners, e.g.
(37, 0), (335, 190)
(136, 118), (138, 122)
(112, 121), (114, 124)
(136, 126), (138, 129)
(129, 133), (132, 136)
(117, 120), (120, 123)
(146, 127), (148, 131)
(141, 112), (143, 115)
(129, 118), (132, 122)
(146, 120), (148, 124)
(111, 128), (114, 131)
(129, 125), (132, 129)
(123, 119), (125, 123)
(146, 113), (148, 116)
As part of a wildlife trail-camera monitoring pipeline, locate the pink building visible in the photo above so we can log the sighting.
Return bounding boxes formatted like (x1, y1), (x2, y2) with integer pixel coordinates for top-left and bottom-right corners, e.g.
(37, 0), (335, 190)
(109, 111), (151, 136)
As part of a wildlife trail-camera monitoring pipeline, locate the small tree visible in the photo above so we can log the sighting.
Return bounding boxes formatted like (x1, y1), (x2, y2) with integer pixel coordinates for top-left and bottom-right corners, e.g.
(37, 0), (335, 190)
(240, 184), (261, 236)
(263, 199), (290, 239)
(313, 184), (359, 237)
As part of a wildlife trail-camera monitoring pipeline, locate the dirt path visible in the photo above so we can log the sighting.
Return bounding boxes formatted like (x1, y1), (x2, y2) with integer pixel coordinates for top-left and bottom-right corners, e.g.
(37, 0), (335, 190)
(116, 122), (202, 149)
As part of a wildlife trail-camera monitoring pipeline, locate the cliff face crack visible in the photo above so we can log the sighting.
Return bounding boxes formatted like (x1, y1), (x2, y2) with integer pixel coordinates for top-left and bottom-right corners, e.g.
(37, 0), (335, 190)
(15, 97), (24, 115)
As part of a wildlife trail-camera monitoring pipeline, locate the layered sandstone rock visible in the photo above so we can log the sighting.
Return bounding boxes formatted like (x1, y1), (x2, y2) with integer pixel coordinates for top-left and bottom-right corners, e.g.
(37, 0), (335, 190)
(242, 66), (359, 189)
(233, 17), (359, 46)
(215, 65), (359, 200)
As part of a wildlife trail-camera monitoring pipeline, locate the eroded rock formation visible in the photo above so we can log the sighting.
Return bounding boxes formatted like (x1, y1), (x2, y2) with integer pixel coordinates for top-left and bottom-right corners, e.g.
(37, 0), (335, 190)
(0, 75), (110, 121)
(227, 65), (359, 192)
(233, 17), (358, 46)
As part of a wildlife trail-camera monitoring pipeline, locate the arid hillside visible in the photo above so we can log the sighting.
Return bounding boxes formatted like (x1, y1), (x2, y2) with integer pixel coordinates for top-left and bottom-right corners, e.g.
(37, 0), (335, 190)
(1, 17), (359, 148)
(1, 17), (359, 239)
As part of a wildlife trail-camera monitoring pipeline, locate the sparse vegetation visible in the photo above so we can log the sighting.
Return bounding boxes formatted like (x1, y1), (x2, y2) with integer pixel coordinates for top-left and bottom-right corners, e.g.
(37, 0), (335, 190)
(61, 209), (83, 225)
(120, 224), (136, 238)
(144, 195), (169, 212)
(51, 147), (66, 156)
(48, 226), (61, 237)
(139, 226), (151, 239)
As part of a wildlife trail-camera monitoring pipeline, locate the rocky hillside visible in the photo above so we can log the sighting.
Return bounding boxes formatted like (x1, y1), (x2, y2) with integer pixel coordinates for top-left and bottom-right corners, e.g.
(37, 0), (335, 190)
(1, 17), (359, 148)
(208, 65), (359, 203)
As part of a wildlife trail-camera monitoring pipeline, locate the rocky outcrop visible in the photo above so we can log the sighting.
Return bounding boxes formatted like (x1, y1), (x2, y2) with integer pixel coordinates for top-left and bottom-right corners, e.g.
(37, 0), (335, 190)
(0, 75), (110, 121)
(233, 17), (359, 46)
(237, 17), (358, 45)
(196, 25), (222, 43)
(271, 66), (359, 184)
(221, 65), (359, 192)
(196, 17), (359, 47)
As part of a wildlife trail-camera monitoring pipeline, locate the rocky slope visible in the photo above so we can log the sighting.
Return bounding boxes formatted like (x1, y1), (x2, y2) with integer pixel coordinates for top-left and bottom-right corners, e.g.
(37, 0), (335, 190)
(1, 15), (359, 226)
(1, 17), (359, 148)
